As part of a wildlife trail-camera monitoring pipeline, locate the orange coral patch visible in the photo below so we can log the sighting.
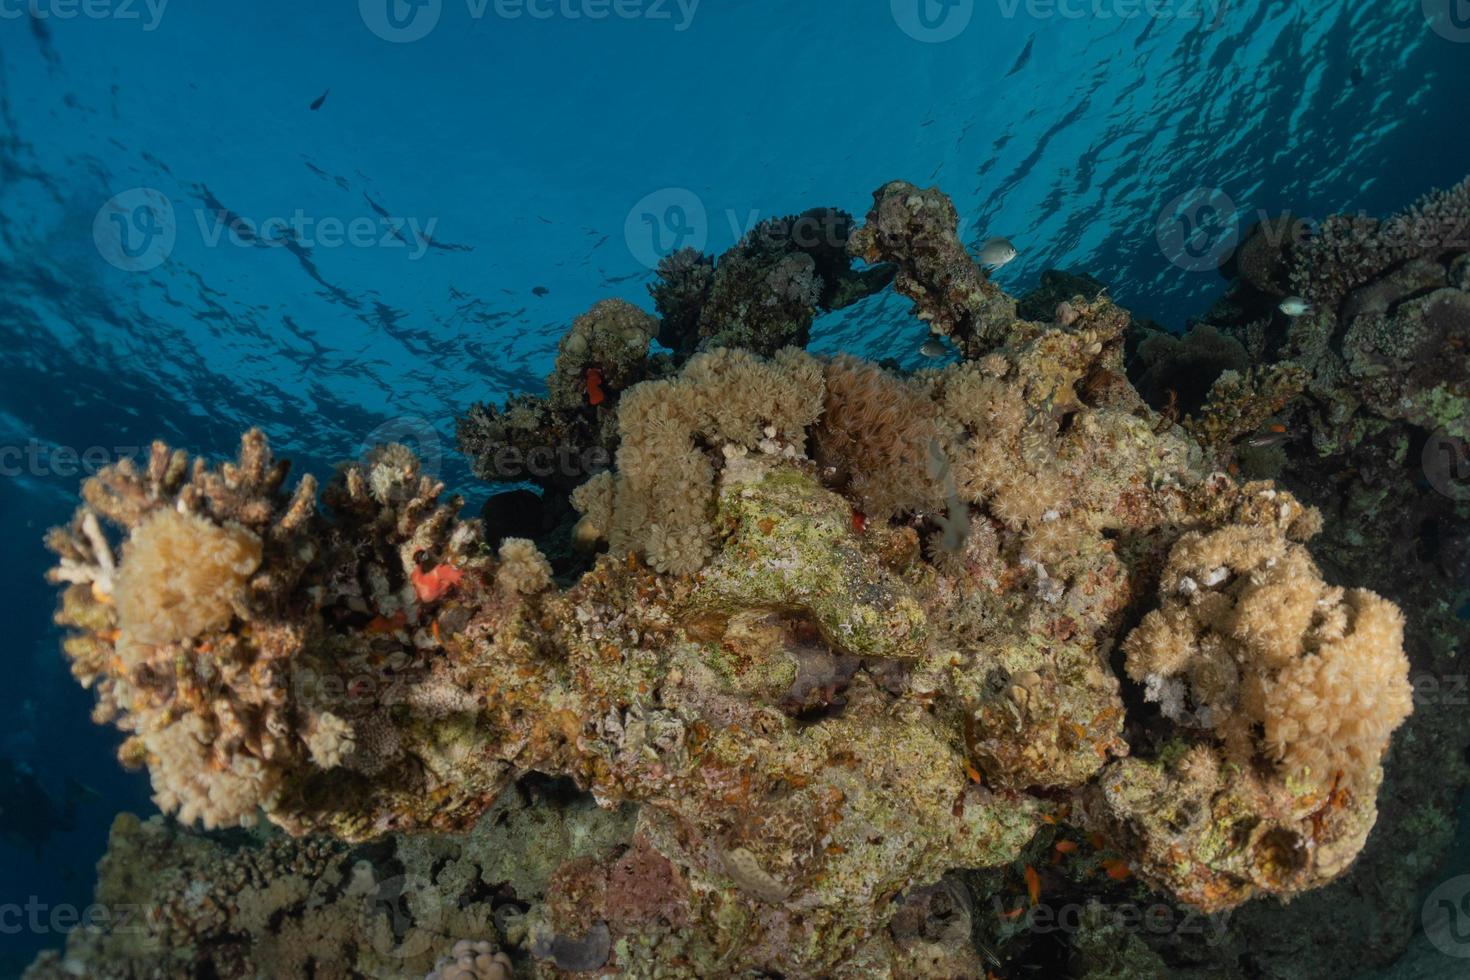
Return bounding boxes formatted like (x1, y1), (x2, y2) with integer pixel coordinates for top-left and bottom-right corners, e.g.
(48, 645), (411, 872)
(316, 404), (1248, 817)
(412, 564), (463, 603)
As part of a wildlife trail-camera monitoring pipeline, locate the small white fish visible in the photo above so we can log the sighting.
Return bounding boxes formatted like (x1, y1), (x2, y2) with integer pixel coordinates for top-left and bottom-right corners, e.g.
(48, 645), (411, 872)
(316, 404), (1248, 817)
(1279, 296), (1313, 317)
(920, 337), (949, 358)
(977, 236), (1018, 270)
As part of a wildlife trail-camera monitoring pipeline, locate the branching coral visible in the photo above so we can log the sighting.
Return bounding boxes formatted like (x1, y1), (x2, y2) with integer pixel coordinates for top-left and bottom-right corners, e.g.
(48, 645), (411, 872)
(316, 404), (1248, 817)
(39, 180), (1428, 979)
(1291, 175), (1470, 308)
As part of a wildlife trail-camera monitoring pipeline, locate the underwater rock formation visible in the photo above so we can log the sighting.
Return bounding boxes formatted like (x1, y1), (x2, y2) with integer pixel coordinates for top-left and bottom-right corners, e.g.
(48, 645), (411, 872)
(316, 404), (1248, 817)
(37, 179), (1439, 979)
(650, 208), (895, 357)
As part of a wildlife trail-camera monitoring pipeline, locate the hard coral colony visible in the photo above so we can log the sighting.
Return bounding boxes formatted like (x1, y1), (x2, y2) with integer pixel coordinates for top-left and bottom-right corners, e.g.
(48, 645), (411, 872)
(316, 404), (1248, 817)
(31, 174), (1470, 980)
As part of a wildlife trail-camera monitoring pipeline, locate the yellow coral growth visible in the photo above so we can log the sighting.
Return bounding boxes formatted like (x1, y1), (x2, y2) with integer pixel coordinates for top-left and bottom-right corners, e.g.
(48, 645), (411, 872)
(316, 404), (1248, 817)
(114, 508), (262, 654)
(813, 355), (947, 519)
(1245, 590), (1411, 780)
(1124, 525), (1412, 791)
(571, 347), (824, 575)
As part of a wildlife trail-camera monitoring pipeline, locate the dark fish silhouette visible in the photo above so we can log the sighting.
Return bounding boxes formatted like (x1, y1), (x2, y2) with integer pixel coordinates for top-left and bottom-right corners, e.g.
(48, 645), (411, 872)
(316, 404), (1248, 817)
(532, 286), (550, 297)
(1006, 35), (1034, 77)
(310, 89), (329, 111)
(0, 756), (96, 857)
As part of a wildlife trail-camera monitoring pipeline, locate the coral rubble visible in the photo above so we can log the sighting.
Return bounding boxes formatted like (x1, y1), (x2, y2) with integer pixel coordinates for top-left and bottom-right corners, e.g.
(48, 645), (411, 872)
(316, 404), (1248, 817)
(36, 178), (1451, 979)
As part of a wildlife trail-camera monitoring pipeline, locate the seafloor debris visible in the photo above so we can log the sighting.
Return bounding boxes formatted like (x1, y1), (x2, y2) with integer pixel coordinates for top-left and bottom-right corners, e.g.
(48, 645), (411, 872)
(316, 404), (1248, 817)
(33, 177), (1467, 979)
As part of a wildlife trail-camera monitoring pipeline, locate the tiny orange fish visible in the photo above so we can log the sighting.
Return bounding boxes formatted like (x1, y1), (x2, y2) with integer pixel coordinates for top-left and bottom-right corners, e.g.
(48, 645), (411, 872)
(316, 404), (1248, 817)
(1102, 858), (1132, 881)
(412, 564), (463, 603)
(851, 509), (867, 533)
(1024, 864), (1041, 905)
(964, 762), (982, 784)
(586, 367), (606, 406)
(1054, 840), (1079, 854)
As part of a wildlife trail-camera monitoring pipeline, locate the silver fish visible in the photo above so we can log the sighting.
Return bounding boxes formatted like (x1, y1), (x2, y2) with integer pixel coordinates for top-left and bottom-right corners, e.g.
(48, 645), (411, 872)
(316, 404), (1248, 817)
(1279, 296), (1313, 317)
(977, 236), (1018, 270)
(920, 337), (949, 358)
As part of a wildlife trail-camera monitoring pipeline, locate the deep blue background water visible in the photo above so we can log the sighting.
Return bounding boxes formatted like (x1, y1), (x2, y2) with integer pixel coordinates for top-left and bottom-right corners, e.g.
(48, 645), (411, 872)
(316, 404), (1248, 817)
(1, 0), (1468, 971)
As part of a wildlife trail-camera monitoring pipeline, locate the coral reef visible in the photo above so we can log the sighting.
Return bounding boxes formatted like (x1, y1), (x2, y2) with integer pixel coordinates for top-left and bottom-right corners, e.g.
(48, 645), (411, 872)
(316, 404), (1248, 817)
(38, 179), (1444, 979)
(1113, 176), (1470, 979)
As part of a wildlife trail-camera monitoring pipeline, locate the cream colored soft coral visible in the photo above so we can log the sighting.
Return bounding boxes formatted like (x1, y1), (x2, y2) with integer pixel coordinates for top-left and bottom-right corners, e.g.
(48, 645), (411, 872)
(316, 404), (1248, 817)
(496, 538), (554, 595)
(304, 712), (356, 769)
(114, 508), (262, 653)
(1124, 524), (1412, 791)
(1244, 589), (1410, 780)
(570, 347), (824, 575)
(142, 714), (277, 829)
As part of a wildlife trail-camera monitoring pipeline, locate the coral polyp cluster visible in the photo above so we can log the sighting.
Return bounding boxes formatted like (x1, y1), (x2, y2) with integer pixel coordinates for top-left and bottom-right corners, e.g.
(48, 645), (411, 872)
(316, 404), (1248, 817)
(35, 178), (1440, 979)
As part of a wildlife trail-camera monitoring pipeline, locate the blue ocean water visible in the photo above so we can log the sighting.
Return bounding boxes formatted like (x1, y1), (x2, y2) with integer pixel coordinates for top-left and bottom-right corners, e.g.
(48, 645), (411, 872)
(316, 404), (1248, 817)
(0, 0), (1467, 972)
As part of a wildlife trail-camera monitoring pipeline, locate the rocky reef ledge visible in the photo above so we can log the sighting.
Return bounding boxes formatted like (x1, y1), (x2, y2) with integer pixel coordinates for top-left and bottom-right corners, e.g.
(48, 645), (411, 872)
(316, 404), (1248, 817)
(30, 177), (1469, 979)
